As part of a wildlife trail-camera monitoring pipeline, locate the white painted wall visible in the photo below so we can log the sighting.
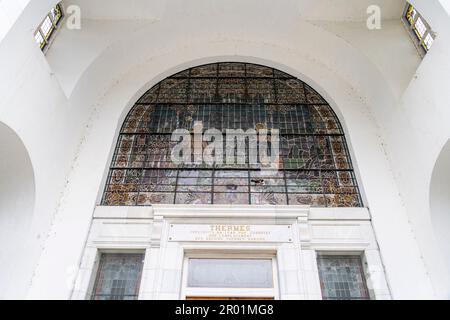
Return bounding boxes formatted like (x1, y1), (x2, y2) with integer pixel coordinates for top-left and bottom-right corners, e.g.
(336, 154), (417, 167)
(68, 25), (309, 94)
(430, 140), (450, 288)
(439, 0), (450, 14)
(0, 0), (30, 41)
(375, 0), (450, 298)
(1, 0), (449, 299)
(0, 0), (92, 298)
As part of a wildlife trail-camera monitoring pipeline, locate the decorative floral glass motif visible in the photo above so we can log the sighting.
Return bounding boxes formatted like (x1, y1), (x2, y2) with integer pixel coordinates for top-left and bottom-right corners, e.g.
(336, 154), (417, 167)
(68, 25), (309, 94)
(102, 63), (363, 207)
(34, 3), (64, 51)
(404, 3), (435, 54)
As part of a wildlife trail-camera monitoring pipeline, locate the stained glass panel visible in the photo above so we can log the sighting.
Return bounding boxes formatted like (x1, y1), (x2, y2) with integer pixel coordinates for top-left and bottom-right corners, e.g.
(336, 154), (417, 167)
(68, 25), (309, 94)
(102, 63), (363, 207)
(317, 255), (370, 300)
(34, 3), (64, 52)
(91, 253), (144, 300)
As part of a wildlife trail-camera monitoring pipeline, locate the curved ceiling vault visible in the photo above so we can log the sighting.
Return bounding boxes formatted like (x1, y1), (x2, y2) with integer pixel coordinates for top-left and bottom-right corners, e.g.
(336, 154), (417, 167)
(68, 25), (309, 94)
(48, 0), (402, 120)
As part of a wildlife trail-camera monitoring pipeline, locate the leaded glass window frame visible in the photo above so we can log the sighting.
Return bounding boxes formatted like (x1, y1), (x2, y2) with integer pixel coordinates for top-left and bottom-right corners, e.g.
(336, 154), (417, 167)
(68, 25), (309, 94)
(90, 252), (145, 300)
(101, 62), (363, 208)
(403, 2), (435, 57)
(34, 2), (64, 53)
(317, 254), (371, 300)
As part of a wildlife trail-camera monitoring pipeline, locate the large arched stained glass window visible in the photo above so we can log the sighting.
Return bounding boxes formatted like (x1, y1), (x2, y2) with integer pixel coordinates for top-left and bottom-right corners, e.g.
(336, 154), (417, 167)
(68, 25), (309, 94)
(102, 63), (362, 207)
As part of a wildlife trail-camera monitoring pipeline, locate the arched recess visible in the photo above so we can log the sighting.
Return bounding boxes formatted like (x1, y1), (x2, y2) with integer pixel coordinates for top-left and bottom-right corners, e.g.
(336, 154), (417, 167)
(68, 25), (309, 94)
(0, 122), (35, 296)
(430, 139), (450, 296)
(101, 62), (362, 207)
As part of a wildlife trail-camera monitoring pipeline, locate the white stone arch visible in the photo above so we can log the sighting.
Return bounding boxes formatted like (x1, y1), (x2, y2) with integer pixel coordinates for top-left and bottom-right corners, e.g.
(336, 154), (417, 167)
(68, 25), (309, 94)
(429, 139), (450, 298)
(0, 121), (36, 299)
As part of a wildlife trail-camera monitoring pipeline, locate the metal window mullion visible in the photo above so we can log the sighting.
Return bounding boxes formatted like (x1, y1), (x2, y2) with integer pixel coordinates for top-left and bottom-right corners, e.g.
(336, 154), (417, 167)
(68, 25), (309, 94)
(103, 133), (125, 205)
(173, 169), (180, 204)
(186, 68), (192, 104)
(244, 63), (249, 104)
(272, 68), (279, 104)
(212, 168), (216, 204)
(412, 12), (432, 47)
(91, 253), (106, 300)
(48, 13), (57, 28)
(247, 169), (252, 205)
(409, 13), (425, 54)
(38, 29), (48, 48)
(412, 10), (420, 28)
(133, 254), (145, 298)
(311, 134), (324, 204)
(283, 169), (289, 205)
(128, 136), (137, 205)
(53, 4), (63, 26)
(420, 29), (431, 49)
(43, 14), (56, 40)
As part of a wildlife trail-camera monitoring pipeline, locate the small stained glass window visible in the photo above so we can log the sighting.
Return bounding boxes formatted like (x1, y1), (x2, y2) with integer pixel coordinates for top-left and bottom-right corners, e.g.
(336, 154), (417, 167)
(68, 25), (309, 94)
(423, 33), (434, 51)
(41, 16), (53, 36)
(34, 32), (45, 48)
(50, 5), (63, 23)
(404, 3), (435, 56)
(317, 255), (370, 300)
(406, 5), (417, 24)
(91, 253), (144, 300)
(34, 3), (64, 52)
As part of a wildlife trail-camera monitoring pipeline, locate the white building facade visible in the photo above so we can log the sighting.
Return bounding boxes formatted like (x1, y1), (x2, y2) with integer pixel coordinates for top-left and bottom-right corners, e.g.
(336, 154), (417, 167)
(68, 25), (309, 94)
(0, 0), (449, 300)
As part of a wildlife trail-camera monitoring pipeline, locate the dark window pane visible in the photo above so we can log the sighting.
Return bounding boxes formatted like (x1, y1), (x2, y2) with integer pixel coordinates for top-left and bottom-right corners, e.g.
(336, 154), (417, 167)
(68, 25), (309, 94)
(92, 253), (144, 300)
(34, 3), (64, 52)
(317, 255), (370, 300)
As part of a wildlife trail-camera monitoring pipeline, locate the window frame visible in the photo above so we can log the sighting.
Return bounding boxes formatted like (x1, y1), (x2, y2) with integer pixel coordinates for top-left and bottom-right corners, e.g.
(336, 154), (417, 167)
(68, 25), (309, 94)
(181, 252), (279, 300)
(315, 251), (372, 301)
(34, 3), (64, 53)
(88, 250), (146, 301)
(402, 2), (436, 57)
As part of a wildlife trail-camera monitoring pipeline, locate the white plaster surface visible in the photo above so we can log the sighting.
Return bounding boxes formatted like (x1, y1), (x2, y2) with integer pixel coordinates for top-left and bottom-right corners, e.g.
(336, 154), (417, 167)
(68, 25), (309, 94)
(0, 0), (449, 299)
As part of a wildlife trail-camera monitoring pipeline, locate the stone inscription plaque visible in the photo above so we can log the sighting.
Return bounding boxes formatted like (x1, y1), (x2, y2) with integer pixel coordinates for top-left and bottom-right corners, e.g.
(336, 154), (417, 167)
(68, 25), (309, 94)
(168, 224), (293, 243)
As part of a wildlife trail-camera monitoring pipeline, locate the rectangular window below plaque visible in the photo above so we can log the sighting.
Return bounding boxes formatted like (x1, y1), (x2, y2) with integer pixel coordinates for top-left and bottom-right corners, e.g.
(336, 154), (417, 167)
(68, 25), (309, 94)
(91, 253), (144, 300)
(188, 259), (274, 289)
(317, 255), (370, 300)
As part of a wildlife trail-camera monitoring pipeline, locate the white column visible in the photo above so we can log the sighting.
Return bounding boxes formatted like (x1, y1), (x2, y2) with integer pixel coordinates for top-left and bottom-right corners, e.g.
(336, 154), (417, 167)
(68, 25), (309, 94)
(140, 217), (184, 300)
(301, 249), (322, 300)
(364, 249), (392, 300)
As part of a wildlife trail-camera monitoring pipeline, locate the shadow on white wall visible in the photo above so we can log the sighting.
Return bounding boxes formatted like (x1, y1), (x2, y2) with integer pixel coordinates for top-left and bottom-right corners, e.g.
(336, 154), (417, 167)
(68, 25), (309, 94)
(430, 139), (450, 298)
(0, 121), (35, 298)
